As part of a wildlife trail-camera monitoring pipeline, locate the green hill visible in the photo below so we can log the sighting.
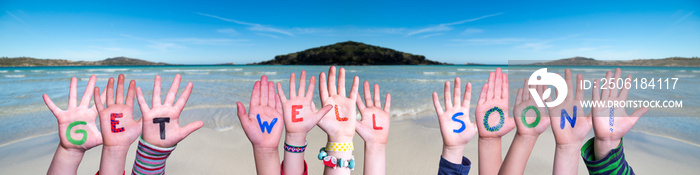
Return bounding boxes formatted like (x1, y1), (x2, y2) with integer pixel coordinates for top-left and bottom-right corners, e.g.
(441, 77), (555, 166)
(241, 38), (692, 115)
(0, 56), (170, 67)
(529, 56), (700, 67)
(252, 41), (448, 65)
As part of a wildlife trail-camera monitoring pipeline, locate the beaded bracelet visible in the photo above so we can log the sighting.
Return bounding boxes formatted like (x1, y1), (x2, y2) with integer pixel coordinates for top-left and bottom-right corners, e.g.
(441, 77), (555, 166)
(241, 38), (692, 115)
(325, 142), (354, 152)
(318, 147), (355, 170)
(284, 141), (308, 153)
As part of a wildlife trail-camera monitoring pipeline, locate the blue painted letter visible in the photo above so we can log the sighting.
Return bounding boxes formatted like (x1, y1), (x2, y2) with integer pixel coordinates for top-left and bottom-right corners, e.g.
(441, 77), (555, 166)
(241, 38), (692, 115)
(560, 106), (577, 129)
(452, 112), (466, 133)
(257, 114), (278, 134)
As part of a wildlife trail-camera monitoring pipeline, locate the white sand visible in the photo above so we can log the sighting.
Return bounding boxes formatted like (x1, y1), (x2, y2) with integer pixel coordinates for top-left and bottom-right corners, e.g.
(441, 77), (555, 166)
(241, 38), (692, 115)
(1, 119), (699, 174)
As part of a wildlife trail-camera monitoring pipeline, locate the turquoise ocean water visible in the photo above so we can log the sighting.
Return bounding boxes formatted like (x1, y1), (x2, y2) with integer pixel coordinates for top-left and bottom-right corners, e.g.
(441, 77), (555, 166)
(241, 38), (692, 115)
(1, 65), (698, 147)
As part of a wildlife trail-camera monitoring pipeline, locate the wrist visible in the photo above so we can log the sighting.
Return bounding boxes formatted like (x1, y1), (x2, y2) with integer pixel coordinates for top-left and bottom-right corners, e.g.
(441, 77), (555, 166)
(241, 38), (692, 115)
(478, 137), (501, 143)
(327, 135), (354, 143)
(365, 142), (386, 154)
(515, 133), (539, 142)
(593, 137), (621, 160)
(441, 145), (465, 164)
(285, 132), (307, 146)
(102, 145), (130, 154)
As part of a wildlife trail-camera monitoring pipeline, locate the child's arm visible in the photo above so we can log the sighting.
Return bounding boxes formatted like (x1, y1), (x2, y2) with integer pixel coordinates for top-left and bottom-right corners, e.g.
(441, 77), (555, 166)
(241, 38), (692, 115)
(499, 82), (550, 175)
(132, 74), (203, 174)
(547, 69), (592, 174)
(355, 81), (391, 175)
(317, 66), (359, 175)
(475, 68), (515, 175)
(433, 77), (478, 175)
(45, 75), (105, 175)
(585, 68), (648, 174)
(94, 74), (144, 175)
(237, 75), (284, 175)
(276, 71), (333, 175)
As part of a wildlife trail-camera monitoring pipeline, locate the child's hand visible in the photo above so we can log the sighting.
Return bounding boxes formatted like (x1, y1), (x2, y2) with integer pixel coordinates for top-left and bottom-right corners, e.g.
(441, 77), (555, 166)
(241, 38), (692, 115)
(237, 75), (284, 149)
(475, 68), (515, 138)
(136, 74), (203, 148)
(591, 68), (648, 159)
(356, 81), (391, 145)
(276, 71), (333, 144)
(432, 77), (477, 163)
(94, 74), (143, 148)
(318, 66), (359, 142)
(513, 81), (550, 137)
(547, 69), (591, 146)
(43, 75), (106, 151)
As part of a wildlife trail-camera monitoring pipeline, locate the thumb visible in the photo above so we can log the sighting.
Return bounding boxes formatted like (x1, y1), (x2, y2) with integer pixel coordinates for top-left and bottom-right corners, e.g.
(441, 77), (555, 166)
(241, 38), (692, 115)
(180, 121), (204, 138)
(312, 105), (333, 124)
(629, 107), (648, 123)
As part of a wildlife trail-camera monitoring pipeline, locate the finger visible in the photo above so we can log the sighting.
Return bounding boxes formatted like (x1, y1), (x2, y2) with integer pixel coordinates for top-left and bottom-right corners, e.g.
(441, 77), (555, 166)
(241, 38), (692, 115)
(179, 121), (204, 138)
(94, 87), (104, 112)
(611, 68), (621, 98)
(314, 105), (334, 124)
(444, 81), (453, 109)
(260, 75), (269, 105)
(68, 77), (78, 108)
(373, 84), (381, 107)
(565, 69), (573, 101)
(630, 107), (649, 119)
(619, 75), (632, 100)
(106, 77), (115, 106)
(384, 93), (391, 113)
(516, 88), (523, 104)
(276, 82), (288, 103)
(299, 71), (307, 98)
(290, 72), (297, 97)
(328, 66), (337, 95)
(495, 68), (503, 99)
(487, 71), (495, 99)
(311, 101), (318, 112)
(349, 76), (360, 101)
(136, 87), (150, 113)
(268, 81), (276, 107)
(502, 73), (509, 99)
(523, 78), (530, 101)
(454, 78), (461, 107)
(275, 94), (282, 114)
(339, 67), (346, 96)
(164, 74), (182, 106)
(319, 72), (329, 98)
(462, 82), (472, 108)
(576, 74), (584, 101)
(124, 80), (135, 107)
(42, 94), (62, 115)
(116, 74), (125, 104)
(478, 83), (489, 104)
(174, 82), (193, 110)
(251, 81), (261, 106)
(362, 81), (372, 107)
(80, 75), (97, 108)
(432, 92), (443, 115)
(236, 102), (249, 122)
(306, 76), (316, 99)
(356, 94), (366, 111)
(153, 75), (162, 106)
(99, 86), (107, 109)
(592, 79), (600, 101)
(602, 71), (612, 99)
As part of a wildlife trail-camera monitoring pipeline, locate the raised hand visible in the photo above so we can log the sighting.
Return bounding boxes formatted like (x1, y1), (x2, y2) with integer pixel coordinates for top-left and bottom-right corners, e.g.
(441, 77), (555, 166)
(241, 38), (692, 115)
(356, 81), (391, 145)
(547, 69), (591, 174)
(277, 71), (333, 175)
(356, 81), (391, 175)
(432, 77), (477, 164)
(236, 75), (283, 175)
(475, 67), (515, 138)
(590, 68), (648, 160)
(45, 75), (105, 175)
(317, 66), (359, 142)
(94, 74), (143, 175)
(513, 81), (551, 136)
(136, 74), (203, 148)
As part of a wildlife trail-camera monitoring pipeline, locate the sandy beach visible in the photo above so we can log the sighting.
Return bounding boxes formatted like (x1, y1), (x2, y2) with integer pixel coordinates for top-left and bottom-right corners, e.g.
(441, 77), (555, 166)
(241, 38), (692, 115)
(2, 118), (699, 174)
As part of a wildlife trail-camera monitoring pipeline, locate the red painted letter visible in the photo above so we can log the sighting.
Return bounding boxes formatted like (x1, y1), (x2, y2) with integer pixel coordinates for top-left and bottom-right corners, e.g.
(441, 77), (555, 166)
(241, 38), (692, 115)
(292, 105), (303, 122)
(110, 113), (124, 133)
(335, 105), (348, 121)
(372, 114), (383, 130)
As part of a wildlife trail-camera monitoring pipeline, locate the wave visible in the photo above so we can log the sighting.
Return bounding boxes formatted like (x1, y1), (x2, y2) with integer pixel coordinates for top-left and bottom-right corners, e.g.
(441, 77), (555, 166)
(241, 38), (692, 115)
(0, 70), (7, 73)
(88, 68), (129, 72)
(4, 74), (25, 78)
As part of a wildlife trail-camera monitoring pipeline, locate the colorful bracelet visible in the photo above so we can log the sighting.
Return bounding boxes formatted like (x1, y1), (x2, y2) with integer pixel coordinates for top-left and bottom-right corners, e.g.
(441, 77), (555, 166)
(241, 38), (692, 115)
(284, 141), (308, 153)
(325, 142), (354, 152)
(317, 147), (355, 170)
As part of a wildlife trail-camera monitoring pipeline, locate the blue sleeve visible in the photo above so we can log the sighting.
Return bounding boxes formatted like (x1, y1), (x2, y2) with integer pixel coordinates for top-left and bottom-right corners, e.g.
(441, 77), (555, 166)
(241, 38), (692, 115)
(438, 156), (471, 175)
(581, 137), (635, 175)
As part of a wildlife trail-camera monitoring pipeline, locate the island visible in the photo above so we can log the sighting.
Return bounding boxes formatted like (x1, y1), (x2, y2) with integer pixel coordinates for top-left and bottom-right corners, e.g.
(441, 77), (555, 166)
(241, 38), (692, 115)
(0, 56), (170, 67)
(250, 41), (448, 65)
(527, 56), (700, 67)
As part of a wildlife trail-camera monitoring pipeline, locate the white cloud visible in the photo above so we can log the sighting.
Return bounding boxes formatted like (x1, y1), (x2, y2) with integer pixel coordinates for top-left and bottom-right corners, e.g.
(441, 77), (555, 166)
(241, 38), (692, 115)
(5, 11), (26, 24)
(256, 33), (281, 39)
(408, 13), (503, 36)
(198, 12), (294, 36)
(461, 28), (483, 36)
(419, 33), (444, 39)
(452, 38), (530, 45)
(217, 28), (239, 36)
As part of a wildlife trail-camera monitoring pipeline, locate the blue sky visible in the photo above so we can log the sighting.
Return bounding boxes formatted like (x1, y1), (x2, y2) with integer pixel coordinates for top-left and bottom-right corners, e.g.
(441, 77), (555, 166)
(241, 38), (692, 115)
(1, 0), (698, 64)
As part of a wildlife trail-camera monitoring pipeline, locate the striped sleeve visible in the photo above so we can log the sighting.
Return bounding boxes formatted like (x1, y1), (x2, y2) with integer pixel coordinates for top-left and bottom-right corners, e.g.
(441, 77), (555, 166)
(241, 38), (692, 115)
(581, 137), (635, 175)
(132, 137), (176, 175)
